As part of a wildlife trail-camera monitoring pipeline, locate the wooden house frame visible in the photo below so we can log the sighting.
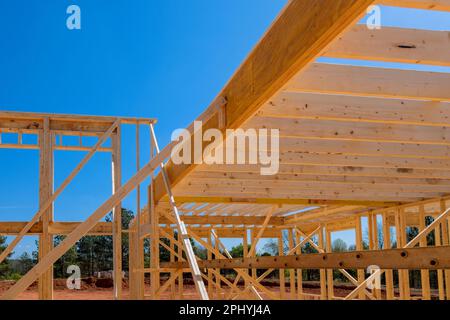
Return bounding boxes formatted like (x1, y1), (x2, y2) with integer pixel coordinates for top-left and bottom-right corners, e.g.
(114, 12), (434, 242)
(1, 0), (450, 300)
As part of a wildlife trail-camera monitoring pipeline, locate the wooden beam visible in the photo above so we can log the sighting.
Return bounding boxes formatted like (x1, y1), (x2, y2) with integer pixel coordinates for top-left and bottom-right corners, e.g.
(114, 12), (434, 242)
(380, 0), (450, 11)
(111, 127), (122, 300)
(418, 205), (431, 300)
(286, 63), (450, 102)
(38, 117), (53, 300)
(189, 172), (450, 189)
(0, 221), (112, 235)
(166, 196), (398, 207)
(258, 92), (450, 128)
(194, 164), (450, 180)
(157, 215), (285, 226)
(0, 111), (156, 132)
(248, 115), (450, 145)
(323, 25), (450, 66)
(248, 206), (276, 257)
(161, 246), (450, 270)
(382, 213), (395, 300)
(176, 180), (443, 201)
(153, 0), (376, 203)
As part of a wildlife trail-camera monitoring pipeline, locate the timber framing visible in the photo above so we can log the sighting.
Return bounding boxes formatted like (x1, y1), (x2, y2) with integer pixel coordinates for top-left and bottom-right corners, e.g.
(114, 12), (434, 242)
(2, 0), (450, 301)
(161, 246), (450, 270)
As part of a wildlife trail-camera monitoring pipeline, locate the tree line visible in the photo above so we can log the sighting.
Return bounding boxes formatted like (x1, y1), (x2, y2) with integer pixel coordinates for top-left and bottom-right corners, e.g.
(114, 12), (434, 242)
(0, 212), (442, 290)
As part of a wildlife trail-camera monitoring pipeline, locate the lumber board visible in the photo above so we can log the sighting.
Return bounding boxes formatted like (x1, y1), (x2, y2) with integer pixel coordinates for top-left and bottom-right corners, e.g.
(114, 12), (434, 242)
(161, 246), (450, 270)
(380, 0), (450, 11)
(286, 63), (450, 102)
(248, 116), (450, 145)
(0, 222), (112, 235)
(323, 25), (450, 66)
(182, 178), (450, 194)
(193, 163), (450, 179)
(258, 92), (450, 127)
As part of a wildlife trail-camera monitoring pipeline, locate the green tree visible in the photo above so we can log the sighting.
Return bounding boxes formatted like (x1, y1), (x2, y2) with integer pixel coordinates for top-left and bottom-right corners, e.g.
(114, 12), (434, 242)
(17, 252), (34, 275)
(0, 235), (12, 278)
(53, 235), (78, 278)
(332, 238), (348, 252)
(229, 243), (251, 258)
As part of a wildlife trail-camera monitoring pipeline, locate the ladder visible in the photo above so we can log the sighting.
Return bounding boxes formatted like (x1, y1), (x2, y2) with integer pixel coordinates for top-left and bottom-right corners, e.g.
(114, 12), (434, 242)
(149, 124), (209, 300)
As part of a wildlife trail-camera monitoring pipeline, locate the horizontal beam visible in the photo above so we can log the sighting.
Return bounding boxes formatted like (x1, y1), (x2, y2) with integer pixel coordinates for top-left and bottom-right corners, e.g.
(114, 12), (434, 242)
(287, 63), (450, 102)
(258, 136), (450, 159)
(248, 115), (450, 146)
(164, 196), (400, 207)
(0, 114), (156, 136)
(195, 163), (450, 179)
(0, 222), (113, 236)
(258, 92), (450, 128)
(158, 215), (285, 226)
(173, 189), (423, 203)
(176, 180), (443, 200)
(189, 171), (450, 188)
(182, 178), (450, 195)
(380, 0), (450, 11)
(0, 111), (156, 125)
(162, 246), (450, 270)
(323, 25), (450, 66)
(0, 143), (112, 152)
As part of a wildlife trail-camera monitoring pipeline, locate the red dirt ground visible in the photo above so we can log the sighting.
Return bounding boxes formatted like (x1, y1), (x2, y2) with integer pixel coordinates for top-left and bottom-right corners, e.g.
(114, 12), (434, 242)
(0, 278), (356, 300)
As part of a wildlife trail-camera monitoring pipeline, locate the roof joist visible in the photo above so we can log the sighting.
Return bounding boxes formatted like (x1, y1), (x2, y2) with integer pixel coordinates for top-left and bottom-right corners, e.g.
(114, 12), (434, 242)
(286, 63), (450, 102)
(323, 25), (450, 66)
(258, 92), (450, 128)
(380, 0), (450, 11)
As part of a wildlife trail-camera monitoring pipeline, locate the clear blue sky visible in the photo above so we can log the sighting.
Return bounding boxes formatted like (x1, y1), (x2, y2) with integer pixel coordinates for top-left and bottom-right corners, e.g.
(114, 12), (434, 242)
(0, 2), (449, 257)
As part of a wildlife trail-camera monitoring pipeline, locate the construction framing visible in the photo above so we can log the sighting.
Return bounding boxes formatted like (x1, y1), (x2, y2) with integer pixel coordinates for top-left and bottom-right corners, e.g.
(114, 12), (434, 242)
(1, 0), (450, 300)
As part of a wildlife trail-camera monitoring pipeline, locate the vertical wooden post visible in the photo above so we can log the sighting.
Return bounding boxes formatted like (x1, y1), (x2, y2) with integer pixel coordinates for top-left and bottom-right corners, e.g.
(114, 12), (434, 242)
(418, 205), (431, 300)
(355, 215), (366, 300)
(215, 236), (221, 298)
(395, 209), (410, 300)
(243, 228), (249, 293)
(288, 229), (295, 300)
(111, 125), (122, 300)
(325, 228), (334, 299)
(251, 229), (257, 280)
(394, 211), (404, 300)
(382, 213), (394, 300)
(440, 200), (450, 300)
(435, 220), (445, 300)
(38, 117), (54, 300)
(177, 230), (184, 299)
(369, 213), (381, 299)
(207, 229), (213, 299)
(279, 230), (285, 299)
(400, 209), (410, 299)
(318, 226), (327, 300)
(170, 229), (176, 300)
(295, 230), (303, 300)
(128, 222), (141, 299)
(150, 181), (160, 299)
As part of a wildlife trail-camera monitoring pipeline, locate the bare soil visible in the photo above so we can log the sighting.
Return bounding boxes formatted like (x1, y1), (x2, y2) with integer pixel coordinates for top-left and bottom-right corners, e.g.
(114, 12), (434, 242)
(0, 278), (429, 300)
(0, 278), (356, 300)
